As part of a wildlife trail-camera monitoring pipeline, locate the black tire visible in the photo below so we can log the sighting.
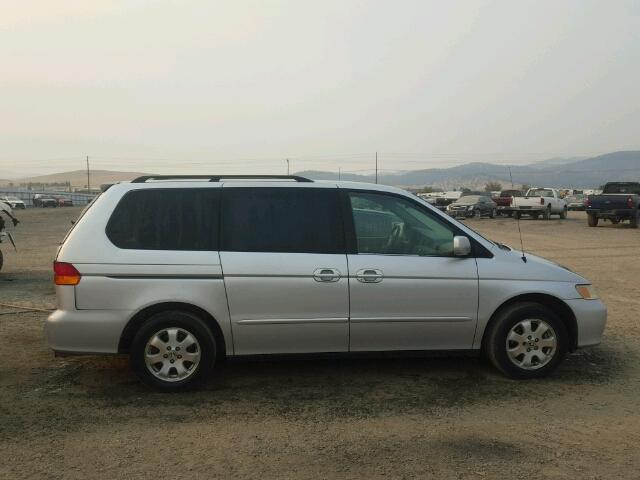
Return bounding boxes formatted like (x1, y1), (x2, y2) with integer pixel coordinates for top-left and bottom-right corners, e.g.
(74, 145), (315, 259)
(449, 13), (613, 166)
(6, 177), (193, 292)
(542, 206), (551, 220)
(130, 310), (216, 391)
(490, 208), (496, 219)
(631, 211), (639, 229)
(588, 214), (598, 227)
(484, 302), (568, 379)
(532, 212), (539, 220)
(559, 207), (567, 219)
(474, 209), (481, 219)
(514, 211), (521, 220)
(611, 218), (619, 225)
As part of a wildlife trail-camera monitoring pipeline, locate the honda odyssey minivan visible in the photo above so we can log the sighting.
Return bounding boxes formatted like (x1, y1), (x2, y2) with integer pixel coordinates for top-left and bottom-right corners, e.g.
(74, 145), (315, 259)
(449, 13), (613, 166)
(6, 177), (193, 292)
(46, 175), (607, 390)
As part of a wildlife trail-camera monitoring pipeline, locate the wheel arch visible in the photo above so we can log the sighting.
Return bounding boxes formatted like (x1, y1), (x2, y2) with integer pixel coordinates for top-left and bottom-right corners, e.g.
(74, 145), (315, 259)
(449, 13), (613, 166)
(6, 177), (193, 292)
(481, 293), (578, 352)
(118, 302), (227, 359)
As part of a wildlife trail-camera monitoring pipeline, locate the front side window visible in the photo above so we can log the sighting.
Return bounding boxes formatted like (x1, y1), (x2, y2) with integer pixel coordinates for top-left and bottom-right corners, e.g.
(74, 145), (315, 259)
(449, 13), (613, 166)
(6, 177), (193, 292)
(221, 188), (343, 254)
(107, 188), (219, 250)
(349, 192), (455, 256)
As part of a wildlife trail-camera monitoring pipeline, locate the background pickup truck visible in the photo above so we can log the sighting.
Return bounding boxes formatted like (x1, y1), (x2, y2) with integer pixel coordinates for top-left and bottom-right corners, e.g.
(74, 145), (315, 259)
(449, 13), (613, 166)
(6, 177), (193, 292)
(585, 182), (640, 228)
(493, 189), (523, 216)
(511, 187), (567, 220)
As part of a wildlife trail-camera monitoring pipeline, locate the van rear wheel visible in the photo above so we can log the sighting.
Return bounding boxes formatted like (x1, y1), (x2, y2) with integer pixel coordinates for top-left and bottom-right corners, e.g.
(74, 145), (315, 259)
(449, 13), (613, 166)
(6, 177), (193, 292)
(130, 310), (216, 391)
(484, 302), (567, 379)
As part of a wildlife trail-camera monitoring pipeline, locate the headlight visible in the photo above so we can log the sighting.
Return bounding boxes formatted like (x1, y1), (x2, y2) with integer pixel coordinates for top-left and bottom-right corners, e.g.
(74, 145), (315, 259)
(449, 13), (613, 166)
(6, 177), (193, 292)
(576, 284), (598, 300)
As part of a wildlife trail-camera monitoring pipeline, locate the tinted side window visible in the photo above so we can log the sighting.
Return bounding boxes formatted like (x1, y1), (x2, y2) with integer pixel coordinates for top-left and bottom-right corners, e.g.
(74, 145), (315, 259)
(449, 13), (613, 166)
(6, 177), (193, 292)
(221, 188), (343, 254)
(349, 192), (455, 256)
(107, 189), (220, 250)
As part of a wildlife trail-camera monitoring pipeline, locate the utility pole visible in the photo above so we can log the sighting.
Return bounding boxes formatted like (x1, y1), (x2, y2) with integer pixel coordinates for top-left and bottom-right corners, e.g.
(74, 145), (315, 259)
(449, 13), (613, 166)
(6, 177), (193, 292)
(338, 167), (341, 181)
(375, 152), (378, 184)
(286, 158), (290, 175)
(86, 155), (90, 193)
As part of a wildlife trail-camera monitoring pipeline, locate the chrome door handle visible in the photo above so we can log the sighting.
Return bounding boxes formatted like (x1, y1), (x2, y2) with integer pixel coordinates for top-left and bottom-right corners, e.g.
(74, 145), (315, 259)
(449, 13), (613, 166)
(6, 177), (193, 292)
(355, 269), (383, 283)
(313, 268), (341, 282)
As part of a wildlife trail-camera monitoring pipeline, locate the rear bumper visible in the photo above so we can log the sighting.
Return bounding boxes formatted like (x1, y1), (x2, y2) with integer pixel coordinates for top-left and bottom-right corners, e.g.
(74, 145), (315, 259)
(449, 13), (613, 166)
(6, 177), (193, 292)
(566, 299), (607, 348)
(45, 309), (131, 354)
(587, 209), (634, 218)
(512, 207), (544, 212)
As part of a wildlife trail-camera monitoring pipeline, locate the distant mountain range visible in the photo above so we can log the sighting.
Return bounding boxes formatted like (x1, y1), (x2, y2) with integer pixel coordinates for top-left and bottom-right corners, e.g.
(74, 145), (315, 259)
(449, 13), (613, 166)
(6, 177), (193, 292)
(1, 151), (638, 190)
(1, 169), (148, 188)
(297, 151), (640, 189)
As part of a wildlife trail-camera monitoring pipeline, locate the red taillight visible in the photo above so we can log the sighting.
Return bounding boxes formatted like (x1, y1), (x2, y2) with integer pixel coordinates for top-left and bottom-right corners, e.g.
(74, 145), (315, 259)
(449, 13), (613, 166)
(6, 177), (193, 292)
(627, 196), (634, 209)
(540, 197), (545, 205)
(54, 261), (81, 286)
(584, 197), (591, 207)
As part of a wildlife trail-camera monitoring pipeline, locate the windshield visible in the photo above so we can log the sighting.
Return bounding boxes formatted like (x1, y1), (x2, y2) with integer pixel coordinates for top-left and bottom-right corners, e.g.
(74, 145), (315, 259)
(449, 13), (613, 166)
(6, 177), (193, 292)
(603, 183), (640, 194)
(528, 189), (554, 198)
(455, 195), (481, 204)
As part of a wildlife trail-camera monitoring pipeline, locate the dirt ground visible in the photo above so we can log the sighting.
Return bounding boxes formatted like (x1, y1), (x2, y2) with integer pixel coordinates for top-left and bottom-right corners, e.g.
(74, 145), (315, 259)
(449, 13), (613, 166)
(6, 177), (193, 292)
(1, 207), (639, 479)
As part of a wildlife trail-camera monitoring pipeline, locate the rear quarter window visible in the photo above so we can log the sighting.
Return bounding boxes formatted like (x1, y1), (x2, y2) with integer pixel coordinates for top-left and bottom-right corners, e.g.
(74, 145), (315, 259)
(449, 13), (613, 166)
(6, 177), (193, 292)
(106, 188), (220, 250)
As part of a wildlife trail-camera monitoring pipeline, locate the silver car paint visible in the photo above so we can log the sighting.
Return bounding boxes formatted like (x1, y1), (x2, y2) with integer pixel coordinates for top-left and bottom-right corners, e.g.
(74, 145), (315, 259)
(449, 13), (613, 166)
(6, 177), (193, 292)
(46, 180), (607, 356)
(221, 251), (349, 355)
(347, 254), (478, 351)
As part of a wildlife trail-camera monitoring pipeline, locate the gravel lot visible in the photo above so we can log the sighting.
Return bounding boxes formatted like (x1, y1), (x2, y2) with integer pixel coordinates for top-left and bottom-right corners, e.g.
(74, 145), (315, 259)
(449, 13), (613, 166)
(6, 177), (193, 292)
(1, 206), (639, 479)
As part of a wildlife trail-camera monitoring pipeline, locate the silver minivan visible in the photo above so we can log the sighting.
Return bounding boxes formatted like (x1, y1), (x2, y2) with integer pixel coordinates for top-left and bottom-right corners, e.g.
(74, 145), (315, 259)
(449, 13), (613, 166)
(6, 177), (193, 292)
(46, 175), (607, 390)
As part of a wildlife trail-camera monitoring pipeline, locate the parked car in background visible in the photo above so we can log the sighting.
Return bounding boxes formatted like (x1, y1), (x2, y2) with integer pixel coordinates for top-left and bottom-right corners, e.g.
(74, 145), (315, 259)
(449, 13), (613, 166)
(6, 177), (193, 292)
(565, 194), (586, 211)
(33, 194), (58, 208)
(46, 175), (607, 390)
(0, 196), (26, 209)
(585, 182), (640, 228)
(53, 195), (73, 207)
(493, 190), (523, 217)
(446, 194), (496, 218)
(512, 188), (567, 220)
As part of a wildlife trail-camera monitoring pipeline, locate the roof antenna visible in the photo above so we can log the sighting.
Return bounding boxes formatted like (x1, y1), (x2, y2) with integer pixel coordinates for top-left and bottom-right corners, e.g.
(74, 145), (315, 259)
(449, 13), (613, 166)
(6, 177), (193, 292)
(509, 166), (527, 263)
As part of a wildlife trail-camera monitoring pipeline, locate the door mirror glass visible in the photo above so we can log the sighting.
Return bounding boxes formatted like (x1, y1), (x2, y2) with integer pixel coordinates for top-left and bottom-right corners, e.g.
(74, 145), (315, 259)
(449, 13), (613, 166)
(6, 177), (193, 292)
(453, 236), (471, 256)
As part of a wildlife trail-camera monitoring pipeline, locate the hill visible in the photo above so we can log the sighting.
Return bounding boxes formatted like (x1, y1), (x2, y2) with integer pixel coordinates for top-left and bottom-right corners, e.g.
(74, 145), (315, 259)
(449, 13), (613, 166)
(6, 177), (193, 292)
(12, 170), (150, 187)
(298, 151), (640, 189)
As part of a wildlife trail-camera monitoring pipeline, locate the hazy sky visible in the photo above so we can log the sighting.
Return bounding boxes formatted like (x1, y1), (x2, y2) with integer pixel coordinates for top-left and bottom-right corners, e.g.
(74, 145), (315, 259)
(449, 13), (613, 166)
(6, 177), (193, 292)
(1, 0), (639, 177)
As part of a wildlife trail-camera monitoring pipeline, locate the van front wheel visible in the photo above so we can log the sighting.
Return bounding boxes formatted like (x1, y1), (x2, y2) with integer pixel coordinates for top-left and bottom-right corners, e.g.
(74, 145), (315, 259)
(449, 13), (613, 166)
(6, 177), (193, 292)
(484, 302), (567, 379)
(130, 310), (216, 391)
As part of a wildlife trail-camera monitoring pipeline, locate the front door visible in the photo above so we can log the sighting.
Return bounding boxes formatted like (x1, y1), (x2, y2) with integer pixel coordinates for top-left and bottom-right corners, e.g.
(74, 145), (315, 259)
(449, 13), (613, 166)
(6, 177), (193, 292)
(220, 185), (349, 355)
(345, 191), (479, 351)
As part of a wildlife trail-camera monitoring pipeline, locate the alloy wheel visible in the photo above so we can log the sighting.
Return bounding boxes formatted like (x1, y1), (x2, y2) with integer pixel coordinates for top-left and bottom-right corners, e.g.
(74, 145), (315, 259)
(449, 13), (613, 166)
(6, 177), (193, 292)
(505, 319), (557, 370)
(144, 328), (201, 382)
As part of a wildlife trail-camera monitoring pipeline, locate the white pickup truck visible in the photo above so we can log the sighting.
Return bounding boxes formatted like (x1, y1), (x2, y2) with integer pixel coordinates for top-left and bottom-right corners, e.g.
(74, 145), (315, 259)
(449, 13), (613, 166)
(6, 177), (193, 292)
(511, 187), (567, 220)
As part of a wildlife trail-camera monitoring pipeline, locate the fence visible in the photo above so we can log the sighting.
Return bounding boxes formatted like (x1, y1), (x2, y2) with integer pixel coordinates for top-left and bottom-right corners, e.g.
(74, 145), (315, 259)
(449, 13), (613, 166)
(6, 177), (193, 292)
(0, 188), (97, 207)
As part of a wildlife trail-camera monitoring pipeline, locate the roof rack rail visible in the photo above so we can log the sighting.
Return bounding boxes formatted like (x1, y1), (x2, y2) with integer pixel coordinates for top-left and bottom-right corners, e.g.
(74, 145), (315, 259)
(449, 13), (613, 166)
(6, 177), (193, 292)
(131, 175), (313, 183)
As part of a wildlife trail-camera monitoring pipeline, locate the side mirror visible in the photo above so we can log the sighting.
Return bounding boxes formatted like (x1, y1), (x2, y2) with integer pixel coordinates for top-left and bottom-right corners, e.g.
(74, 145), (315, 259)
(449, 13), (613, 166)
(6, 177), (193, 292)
(453, 236), (471, 256)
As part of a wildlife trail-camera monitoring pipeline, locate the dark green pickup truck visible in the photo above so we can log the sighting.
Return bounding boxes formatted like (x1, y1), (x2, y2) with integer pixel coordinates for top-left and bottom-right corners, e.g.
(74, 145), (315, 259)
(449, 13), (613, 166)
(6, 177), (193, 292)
(585, 182), (640, 227)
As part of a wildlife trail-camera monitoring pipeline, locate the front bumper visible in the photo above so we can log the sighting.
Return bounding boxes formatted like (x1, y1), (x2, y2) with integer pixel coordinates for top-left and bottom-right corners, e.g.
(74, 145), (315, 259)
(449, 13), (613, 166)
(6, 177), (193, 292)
(46, 308), (131, 354)
(448, 209), (473, 218)
(567, 298), (607, 347)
